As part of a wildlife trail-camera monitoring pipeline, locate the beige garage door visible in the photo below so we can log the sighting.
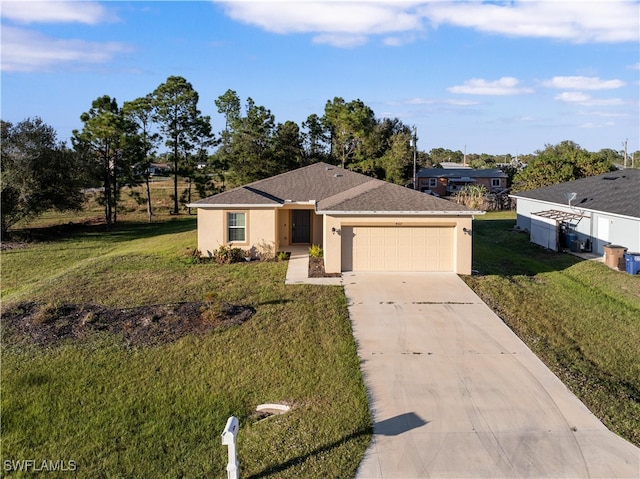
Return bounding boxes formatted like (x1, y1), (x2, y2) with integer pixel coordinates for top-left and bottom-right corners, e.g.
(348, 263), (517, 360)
(341, 226), (454, 272)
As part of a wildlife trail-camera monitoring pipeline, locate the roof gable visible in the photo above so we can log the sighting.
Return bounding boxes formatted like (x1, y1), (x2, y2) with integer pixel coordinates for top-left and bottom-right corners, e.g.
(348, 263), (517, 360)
(511, 169), (640, 219)
(191, 162), (477, 214)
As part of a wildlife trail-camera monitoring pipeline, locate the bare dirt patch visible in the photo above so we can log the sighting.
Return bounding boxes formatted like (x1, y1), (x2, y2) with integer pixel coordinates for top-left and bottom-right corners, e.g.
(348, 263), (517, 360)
(308, 256), (341, 278)
(1, 301), (255, 347)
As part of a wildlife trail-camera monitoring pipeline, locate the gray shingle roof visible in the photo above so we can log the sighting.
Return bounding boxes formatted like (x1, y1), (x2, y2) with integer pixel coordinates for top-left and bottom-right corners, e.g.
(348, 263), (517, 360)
(510, 169), (640, 219)
(191, 162), (476, 214)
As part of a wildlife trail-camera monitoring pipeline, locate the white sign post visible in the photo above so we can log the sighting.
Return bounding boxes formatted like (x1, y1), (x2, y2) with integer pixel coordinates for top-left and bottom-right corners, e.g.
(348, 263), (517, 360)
(221, 416), (239, 479)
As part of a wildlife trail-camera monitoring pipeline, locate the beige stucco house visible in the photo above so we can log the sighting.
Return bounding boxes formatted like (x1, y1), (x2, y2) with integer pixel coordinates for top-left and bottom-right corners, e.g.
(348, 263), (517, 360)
(188, 162), (483, 274)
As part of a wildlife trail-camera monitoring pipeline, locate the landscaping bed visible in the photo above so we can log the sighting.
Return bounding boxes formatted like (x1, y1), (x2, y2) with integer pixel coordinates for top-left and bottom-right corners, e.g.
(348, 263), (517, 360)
(308, 256), (341, 278)
(2, 301), (254, 347)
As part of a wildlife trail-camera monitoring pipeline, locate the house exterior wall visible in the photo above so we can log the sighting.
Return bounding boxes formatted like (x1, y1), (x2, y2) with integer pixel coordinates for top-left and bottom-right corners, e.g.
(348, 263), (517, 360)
(515, 197), (640, 255)
(196, 207), (277, 256)
(418, 176), (505, 196)
(516, 198), (590, 238)
(592, 212), (640, 255)
(275, 205), (320, 248)
(323, 214), (473, 275)
(417, 177), (448, 196)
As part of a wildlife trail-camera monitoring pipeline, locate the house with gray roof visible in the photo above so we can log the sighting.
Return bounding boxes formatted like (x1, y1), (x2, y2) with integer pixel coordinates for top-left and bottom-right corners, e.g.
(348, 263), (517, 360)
(510, 169), (640, 255)
(416, 168), (508, 196)
(188, 162), (483, 274)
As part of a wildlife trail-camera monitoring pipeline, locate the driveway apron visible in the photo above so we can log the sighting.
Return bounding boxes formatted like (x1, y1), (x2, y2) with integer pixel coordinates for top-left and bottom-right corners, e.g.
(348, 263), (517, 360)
(344, 272), (639, 479)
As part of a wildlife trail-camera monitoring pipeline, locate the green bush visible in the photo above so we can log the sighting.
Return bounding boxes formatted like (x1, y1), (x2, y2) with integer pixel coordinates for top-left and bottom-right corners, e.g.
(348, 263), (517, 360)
(309, 244), (323, 258)
(276, 251), (289, 261)
(212, 245), (245, 264)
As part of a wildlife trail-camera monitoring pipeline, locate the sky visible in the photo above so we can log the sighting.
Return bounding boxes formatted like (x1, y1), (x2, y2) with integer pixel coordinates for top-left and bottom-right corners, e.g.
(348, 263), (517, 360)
(1, 0), (639, 156)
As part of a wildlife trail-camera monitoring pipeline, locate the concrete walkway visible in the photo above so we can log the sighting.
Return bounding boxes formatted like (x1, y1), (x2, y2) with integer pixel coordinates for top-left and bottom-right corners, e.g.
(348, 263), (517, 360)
(344, 272), (640, 479)
(284, 245), (342, 285)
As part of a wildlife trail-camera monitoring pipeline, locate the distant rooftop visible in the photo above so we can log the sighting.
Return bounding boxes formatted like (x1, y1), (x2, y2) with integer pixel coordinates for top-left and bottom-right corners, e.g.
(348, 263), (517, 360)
(417, 168), (508, 179)
(510, 169), (640, 219)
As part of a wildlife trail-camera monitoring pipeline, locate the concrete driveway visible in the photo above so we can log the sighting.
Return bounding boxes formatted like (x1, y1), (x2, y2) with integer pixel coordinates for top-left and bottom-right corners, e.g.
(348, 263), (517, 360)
(344, 272), (640, 478)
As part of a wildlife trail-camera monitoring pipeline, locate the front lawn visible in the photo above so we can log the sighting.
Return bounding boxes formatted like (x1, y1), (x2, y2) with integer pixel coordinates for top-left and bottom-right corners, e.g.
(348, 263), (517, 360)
(464, 211), (640, 446)
(1, 219), (371, 478)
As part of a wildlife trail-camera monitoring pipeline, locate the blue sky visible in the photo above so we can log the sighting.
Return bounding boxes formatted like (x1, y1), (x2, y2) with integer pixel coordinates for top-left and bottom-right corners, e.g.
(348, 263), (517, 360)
(2, 0), (639, 156)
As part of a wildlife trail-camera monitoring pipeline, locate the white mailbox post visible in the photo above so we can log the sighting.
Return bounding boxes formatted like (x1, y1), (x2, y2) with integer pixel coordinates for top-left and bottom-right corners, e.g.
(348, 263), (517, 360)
(221, 416), (239, 479)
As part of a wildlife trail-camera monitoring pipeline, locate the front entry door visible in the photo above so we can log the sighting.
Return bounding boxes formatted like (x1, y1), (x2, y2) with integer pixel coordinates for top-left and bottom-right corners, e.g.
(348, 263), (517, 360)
(292, 210), (311, 244)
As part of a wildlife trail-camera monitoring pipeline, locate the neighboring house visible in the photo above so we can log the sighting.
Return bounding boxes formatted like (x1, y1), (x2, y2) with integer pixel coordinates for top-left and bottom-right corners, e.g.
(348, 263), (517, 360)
(416, 168), (508, 196)
(510, 169), (640, 255)
(148, 163), (170, 176)
(188, 162), (483, 274)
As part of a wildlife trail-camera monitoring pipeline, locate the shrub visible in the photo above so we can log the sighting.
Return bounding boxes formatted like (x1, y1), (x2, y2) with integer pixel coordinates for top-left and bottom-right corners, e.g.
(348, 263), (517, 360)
(185, 247), (204, 264)
(212, 245), (245, 264)
(309, 244), (323, 258)
(455, 184), (489, 210)
(276, 251), (290, 261)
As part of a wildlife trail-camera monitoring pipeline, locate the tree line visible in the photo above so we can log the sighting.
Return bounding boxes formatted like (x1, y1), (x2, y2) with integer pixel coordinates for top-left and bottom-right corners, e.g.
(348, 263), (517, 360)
(1, 74), (636, 238)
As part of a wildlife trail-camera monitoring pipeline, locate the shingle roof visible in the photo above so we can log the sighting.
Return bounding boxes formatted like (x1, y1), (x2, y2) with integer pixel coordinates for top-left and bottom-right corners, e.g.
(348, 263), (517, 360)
(417, 168), (508, 179)
(191, 162), (476, 214)
(510, 169), (640, 219)
(318, 180), (470, 213)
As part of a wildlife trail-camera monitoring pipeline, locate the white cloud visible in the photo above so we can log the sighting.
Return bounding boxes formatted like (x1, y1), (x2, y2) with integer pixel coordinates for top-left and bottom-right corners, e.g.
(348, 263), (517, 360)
(448, 77), (534, 96)
(580, 121), (615, 129)
(213, 0), (639, 46)
(394, 97), (479, 106)
(554, 91), (624, 106)
(442, 98), (479, 106)
(421, 1), (639, 44)
(1, 1), (111, 24)
(555, 91), (591, 103)
(216, 1), (422, 38)
(543, 76), (625, 90)
(382, 33), (419, 47)
(578, 110), (628, 118)
(1, 26), (129, 72)
(311, 33), (368, 48)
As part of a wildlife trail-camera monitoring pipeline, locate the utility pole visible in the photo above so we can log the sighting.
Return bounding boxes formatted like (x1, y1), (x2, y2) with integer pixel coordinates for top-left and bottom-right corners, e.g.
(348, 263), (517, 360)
(411, 126), (418, 190)
(623, 139), (628, 168)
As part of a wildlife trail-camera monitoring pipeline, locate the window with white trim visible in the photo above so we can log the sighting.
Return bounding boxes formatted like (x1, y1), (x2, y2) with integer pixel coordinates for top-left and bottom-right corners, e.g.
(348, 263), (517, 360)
(227, 212), (246, 242)
(491, 178), (501, 187)
(428, 178), (437, 188)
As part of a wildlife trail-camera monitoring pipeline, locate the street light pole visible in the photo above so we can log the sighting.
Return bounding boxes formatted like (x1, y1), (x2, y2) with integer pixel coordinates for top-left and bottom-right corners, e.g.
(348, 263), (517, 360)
(412, 126), (418, 190)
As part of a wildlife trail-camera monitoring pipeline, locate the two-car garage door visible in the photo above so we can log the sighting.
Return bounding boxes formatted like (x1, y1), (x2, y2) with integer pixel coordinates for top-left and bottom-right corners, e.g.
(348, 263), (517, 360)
(341, 226), (454, 272)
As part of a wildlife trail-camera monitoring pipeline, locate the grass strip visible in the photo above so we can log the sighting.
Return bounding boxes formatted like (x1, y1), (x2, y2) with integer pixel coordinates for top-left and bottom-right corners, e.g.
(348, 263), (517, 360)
(464, 212), (640, 446)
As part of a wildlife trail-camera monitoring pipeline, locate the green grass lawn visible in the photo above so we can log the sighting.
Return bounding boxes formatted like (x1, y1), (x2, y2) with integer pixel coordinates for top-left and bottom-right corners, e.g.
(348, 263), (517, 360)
(464, 211), (640, 446)
(1, 218), (371, 478)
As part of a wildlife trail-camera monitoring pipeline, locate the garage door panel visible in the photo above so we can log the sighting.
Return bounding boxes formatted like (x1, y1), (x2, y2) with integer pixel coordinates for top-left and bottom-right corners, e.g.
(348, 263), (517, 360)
(343, 226), (454, 272)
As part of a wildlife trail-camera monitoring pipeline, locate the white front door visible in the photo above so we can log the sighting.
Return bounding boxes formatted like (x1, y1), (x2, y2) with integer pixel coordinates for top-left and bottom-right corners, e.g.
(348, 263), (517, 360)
(597, 217), (610, 254)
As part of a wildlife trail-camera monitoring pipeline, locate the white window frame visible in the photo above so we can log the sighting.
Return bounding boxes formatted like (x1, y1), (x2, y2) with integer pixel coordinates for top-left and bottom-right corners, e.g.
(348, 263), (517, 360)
(227, 212), (246, 243)
(491, 178), (501, 187)
(428, 178), (438, 188)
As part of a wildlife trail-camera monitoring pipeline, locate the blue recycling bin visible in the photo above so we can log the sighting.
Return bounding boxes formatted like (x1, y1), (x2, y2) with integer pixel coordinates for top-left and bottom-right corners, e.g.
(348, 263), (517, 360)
(624, 253), (640, 275)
